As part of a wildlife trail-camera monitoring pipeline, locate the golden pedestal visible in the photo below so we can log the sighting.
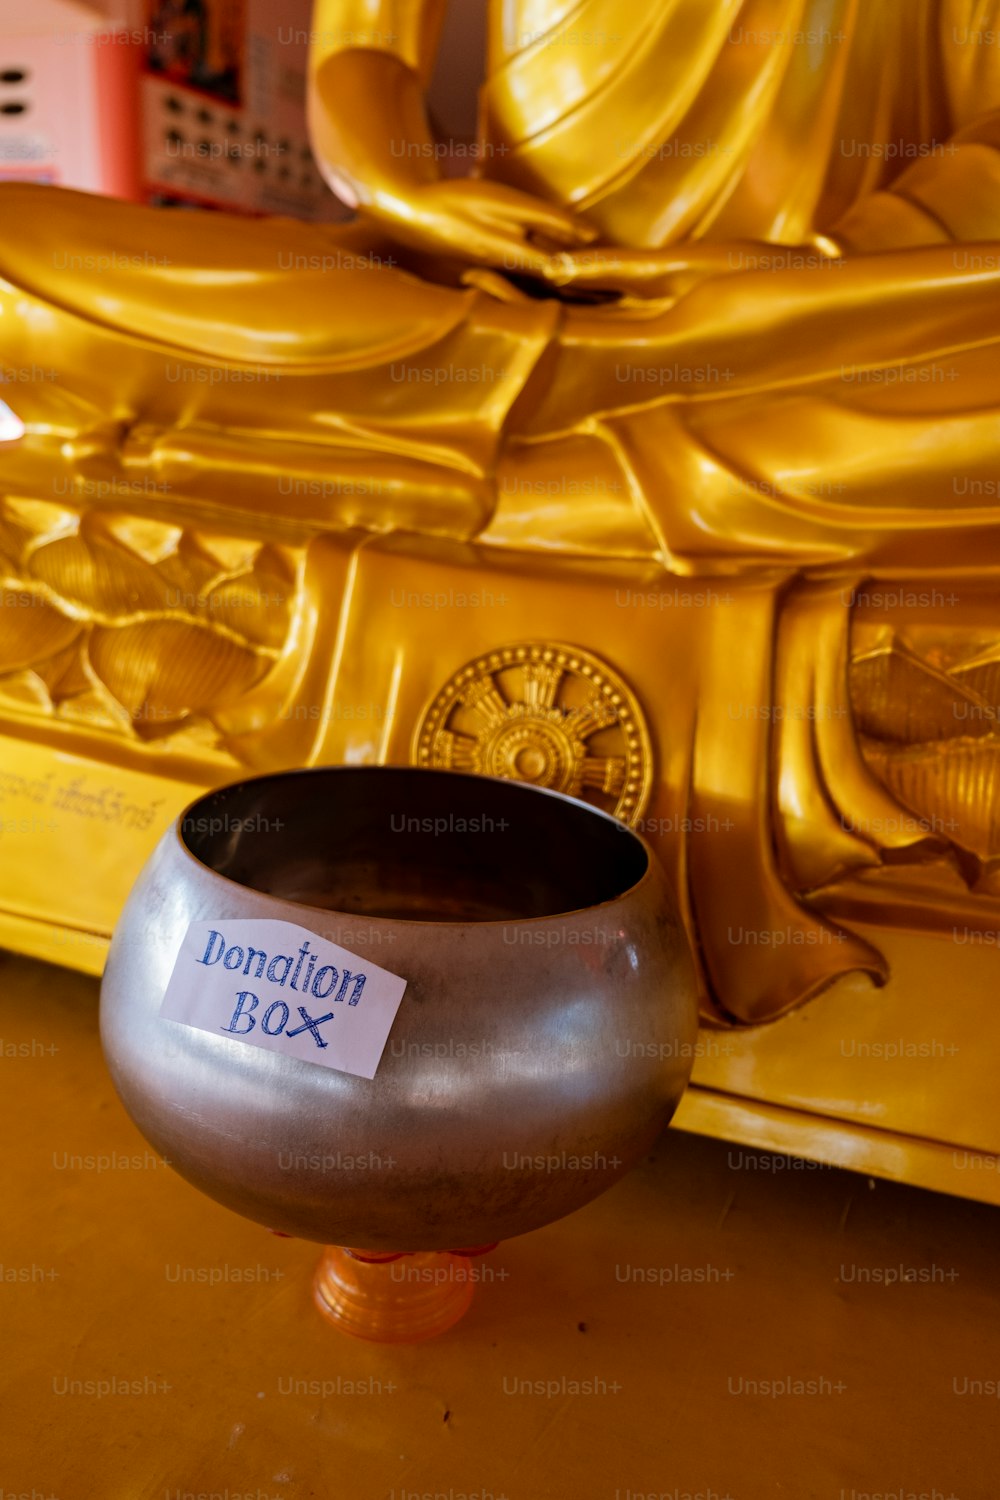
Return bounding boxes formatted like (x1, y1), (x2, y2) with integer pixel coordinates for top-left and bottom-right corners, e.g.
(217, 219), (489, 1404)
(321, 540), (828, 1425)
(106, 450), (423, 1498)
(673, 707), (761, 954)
(2, 512), (999, 1203)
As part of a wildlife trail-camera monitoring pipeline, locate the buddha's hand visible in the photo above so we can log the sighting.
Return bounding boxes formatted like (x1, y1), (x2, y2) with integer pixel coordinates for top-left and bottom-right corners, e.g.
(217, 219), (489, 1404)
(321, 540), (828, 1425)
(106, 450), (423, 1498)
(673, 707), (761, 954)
(310, 47), (596, 274)
(369, 178), (598, 275)
(546, 240), (844, 297)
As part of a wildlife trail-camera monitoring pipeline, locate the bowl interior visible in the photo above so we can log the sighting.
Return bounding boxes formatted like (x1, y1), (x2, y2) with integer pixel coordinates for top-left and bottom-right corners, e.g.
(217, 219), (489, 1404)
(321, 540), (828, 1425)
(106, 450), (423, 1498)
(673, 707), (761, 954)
(179, 768), (648, 922)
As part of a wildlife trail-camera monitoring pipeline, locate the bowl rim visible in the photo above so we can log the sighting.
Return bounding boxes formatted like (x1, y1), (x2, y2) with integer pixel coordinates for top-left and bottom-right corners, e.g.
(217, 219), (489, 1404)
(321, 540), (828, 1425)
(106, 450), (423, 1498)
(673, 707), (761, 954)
(170, 764), (658, 928)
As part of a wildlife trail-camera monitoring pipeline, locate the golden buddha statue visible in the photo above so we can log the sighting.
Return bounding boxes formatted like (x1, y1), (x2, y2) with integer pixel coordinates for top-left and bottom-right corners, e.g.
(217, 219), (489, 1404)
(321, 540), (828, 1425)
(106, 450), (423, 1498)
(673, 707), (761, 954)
(2, 0), (1000, 1051)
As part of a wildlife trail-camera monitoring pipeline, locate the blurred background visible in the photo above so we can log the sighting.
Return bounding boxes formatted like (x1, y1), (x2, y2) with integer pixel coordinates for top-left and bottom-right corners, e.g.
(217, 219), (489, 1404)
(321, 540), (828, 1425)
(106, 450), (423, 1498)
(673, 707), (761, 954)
(0, 0), (483, 216)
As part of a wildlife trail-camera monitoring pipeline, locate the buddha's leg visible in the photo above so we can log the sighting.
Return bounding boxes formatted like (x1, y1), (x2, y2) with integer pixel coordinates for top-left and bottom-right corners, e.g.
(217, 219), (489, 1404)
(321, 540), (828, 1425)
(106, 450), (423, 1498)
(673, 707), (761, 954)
(0, 184), (562, 542)
(514, 243), (1000, 517)
(587, 378), (1000, 575)
(0, 288), (556, 544)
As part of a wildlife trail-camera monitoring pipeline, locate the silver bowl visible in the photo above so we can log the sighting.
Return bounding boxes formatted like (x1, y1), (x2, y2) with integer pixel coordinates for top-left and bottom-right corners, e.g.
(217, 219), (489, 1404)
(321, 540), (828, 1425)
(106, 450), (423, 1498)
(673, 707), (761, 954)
(100, 767), (698, 1252)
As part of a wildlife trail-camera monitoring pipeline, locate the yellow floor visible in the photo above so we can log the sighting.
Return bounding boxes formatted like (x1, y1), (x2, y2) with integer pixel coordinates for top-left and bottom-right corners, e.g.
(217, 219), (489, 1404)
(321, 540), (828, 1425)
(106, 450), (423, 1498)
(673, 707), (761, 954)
(2, 950), (998, 1498)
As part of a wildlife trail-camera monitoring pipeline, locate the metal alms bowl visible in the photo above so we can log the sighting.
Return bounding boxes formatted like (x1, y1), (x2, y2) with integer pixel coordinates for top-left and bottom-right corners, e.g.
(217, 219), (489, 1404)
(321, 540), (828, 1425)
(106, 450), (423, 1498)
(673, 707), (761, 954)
(99, 767), (699, 1250)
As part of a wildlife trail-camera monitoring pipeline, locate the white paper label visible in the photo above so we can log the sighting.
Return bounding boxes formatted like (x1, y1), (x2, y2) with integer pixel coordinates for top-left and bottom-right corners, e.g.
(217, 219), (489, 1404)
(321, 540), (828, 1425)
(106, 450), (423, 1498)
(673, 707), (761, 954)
(159, 919), (407, 1080)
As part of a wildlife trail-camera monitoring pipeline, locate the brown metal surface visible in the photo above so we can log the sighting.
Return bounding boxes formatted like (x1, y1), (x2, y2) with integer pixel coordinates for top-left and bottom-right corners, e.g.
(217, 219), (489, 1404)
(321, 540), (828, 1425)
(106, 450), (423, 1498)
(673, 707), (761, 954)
(99, 767), (698, 1249)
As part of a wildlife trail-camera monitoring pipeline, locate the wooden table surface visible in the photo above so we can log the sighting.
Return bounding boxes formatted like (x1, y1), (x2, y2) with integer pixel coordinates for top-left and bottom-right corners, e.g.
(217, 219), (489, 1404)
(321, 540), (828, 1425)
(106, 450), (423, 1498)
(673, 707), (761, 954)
(1, 950), (997, 1500)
